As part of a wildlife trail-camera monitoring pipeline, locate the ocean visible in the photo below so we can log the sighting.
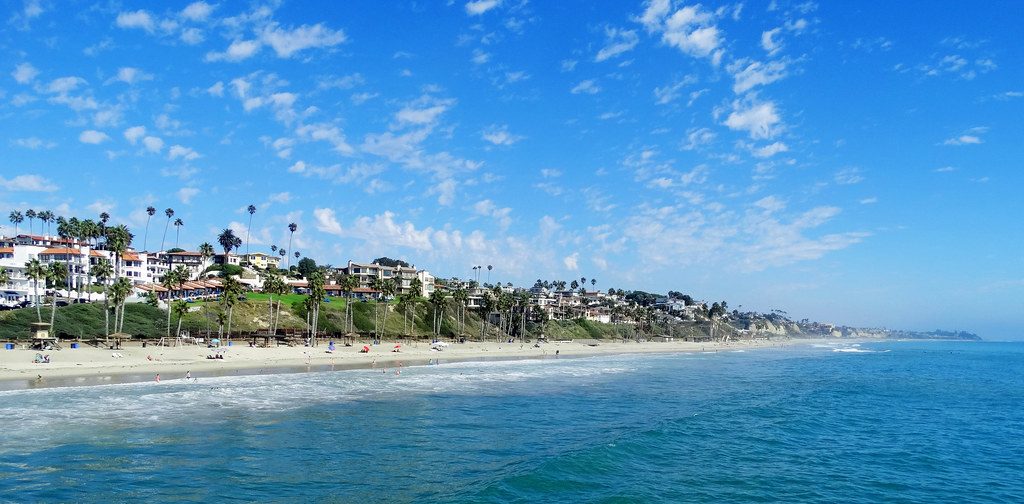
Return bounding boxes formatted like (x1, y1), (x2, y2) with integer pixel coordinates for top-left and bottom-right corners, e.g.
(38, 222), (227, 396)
(1, 341), (1022, 503)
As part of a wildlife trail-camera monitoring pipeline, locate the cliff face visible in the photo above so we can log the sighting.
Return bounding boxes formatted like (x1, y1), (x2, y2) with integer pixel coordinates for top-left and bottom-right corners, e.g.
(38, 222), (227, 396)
(727, 317), (979, 341)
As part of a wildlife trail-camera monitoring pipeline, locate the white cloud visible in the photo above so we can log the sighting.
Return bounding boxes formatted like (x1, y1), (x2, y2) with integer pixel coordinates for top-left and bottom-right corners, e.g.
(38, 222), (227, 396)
(682, 127), (716, 150)
(177, 187), (200, 204)
(181, 1), (215, 22)
(571, 79), (601, 95)
(349, 212), (434, 250)
(260, 23), (346, 58)
(563, 252), (579, 271)
(79, 130), (110, 144)
(395, 98), (454, 126)
(761, 28), (782, 55)
(723, 99), (782, 139)
(313, 208), (343, 235)
(13, 137), (56, 149)
(110, 67), (153, 85)
(942, 127), (987, 146)
(540, 168), (562, 178)
(268, 192), (291, 204)
(12, 62), (39, 84)
(729, 59), (788, 94)
(168, 145), (200, 161)
(640, 3), (724, 64)
(834, 167), (864, 185)
(116, 10), (155, 32)
(859, 197), (878, 205)
(465, 0), (502, 16)
(481, 124), (524, 146)
(45, 76), (86, 94)
(123, 125), (146, 144)
(653, 75), (696, 105)
(753, 141), (788, 158)
(0, 174), (58, 192)
(295, 122), (354, 154)
(595, 27), (639, 62)
(142, 136), (164, 153)
(205, 39), (262, 62)
(430, 179), (458, 206)
(934, 166), (956, 173)
(180, 28), (204, 45)
(471, 49), (491, 65)
(473, 199), (512, 230)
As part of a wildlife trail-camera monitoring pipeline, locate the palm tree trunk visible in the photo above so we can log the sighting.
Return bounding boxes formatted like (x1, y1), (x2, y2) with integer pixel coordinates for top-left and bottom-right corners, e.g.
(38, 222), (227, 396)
(166, 297), (172, 337)
(34, 280), (41, 323)
(227, 305), (234, 340)
(103, 297), (110, 336)
(176, 314), (183, 339)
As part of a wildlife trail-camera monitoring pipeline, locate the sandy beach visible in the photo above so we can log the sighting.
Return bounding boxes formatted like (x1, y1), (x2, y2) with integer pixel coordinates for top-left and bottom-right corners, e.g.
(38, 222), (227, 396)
(0, 336), (860, 390)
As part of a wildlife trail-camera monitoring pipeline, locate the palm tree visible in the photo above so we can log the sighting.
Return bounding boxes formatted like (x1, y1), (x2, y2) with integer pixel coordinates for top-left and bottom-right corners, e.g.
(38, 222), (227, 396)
(143, 206), (156, 251)
(380, 278), (397, 339)
(271, 244), (278, 253)
(286, 222), (297, 268)
(453, 286), (469, 336)
(261, 270), (281, 336)
(220, 275), (243, 340)
(25, 209), (36, 234)
(25, 258), (46, 322)
(487, 264), (493, 285)
(160, 208), (174, 252)
(245, 204), (257, 260)
(173, 218), (184, 248)
(8, 211), (23, 236)
(278, 248), (287, 270)
(105, 224), (131, 282)
(110, 277), (133, 333)
(341, 274), (358, 333)
(91, 258), (113, 336)
(198, 242), (215, 277)
(160, 270), (180, 338)
(217, 228), (239, 256)
(306, 271), (326, 345)
(46, 261), (68, 330)
(39, 210), (54, 236)
(429, 289), (447, 337)
(97, 211), (109, 237)
(172, 300), (189, 342)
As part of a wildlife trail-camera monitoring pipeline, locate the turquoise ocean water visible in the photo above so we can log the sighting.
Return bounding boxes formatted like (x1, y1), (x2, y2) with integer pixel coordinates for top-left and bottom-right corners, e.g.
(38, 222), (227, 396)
(1, 340), (1022, 503)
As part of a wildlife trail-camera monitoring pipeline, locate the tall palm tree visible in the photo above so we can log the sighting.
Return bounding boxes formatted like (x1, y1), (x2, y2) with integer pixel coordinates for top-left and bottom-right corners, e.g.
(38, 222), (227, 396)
(39, 210), (54, 236)
(143, 206), (156, 251)
(173, 218), (184, 248)
(340, 274), (358, 333)
(160, 208), (174, 252)
(161, 270), (180, 338)
(110, 277), (133, 333)
(172, 300), (189, 342)
(271, 244), (278, 253)
(97, 212), (109, 237)
(25, 258), (46, 322)
(198, 242), (215, 278)
(245, 204), (257, 260)
(286, 222), (297, 268)
(105, 225), (131, 282)
(487, 264), (493, 285)
(46, 261), (68, 330)
(8, 211), (23, 236)
(91, 258), (113, 336)
(25, 209), (36, 235)
(220, 275), (243, 340)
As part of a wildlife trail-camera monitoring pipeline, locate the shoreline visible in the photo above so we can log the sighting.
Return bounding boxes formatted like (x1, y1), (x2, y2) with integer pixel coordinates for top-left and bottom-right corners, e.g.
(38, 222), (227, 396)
(0, 337), (882, 391)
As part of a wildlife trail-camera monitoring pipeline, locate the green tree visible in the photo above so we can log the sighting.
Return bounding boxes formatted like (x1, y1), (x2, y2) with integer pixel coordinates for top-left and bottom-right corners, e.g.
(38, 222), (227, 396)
(160, 208), (174, 252)
(296, 257), (318, 279)
(173, 218), (184, 248)
(25, 209), (36, 234)
(8, 210), (23, 235)
(143, 206), (156, 251)
(46, 261), (68, 329)
(245, 204), (257, 259)
(220, 275), (243, 340)
(91, 258), (113, 336)
(306, 271), (326, 345)
(25, 258), (46, 322)
(286, 222), (297, 268)
(217, 228), (241, 256)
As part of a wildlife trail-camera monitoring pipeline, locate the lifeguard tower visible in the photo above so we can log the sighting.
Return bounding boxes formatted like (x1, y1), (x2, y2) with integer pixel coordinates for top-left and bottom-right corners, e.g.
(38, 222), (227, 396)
(30, 322), (59, 350)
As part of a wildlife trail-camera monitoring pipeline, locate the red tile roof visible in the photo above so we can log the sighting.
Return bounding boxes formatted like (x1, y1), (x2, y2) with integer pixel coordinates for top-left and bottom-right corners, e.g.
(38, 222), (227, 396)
(40, 247), (82, 256)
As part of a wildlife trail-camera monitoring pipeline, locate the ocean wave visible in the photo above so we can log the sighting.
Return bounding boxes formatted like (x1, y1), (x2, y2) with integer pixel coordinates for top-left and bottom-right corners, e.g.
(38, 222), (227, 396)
(832, 347), (890, 354)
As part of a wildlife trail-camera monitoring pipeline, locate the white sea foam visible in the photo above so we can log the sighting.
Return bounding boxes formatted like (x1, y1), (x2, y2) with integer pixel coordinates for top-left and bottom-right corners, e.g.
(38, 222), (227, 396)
(832, 347), (890, 354)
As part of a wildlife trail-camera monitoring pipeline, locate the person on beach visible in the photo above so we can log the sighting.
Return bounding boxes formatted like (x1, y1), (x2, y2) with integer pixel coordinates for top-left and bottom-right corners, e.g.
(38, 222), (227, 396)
(155, 374), (160, 383)
(185, 371), (191, 381)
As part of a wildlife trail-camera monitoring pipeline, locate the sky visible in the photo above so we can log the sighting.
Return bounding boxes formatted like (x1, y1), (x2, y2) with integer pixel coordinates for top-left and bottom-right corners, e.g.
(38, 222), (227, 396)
(1, 0), (1022, 339)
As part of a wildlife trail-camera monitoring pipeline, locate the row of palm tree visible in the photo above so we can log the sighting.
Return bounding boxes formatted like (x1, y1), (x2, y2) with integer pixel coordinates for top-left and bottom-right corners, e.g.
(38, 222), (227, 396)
(7, 209), (58, 236)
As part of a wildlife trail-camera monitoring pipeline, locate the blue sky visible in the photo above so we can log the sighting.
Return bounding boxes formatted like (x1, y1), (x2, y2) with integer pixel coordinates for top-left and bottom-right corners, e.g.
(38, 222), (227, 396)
(1, 0), (1022, 338)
